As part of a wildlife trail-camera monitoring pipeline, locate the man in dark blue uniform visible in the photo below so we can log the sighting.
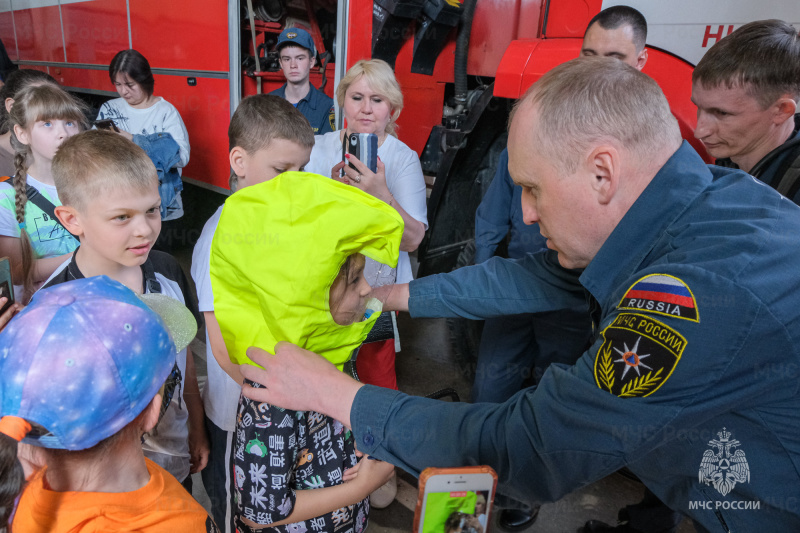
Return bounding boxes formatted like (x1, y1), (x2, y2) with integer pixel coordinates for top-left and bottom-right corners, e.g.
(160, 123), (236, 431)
(472, 148), (591, 406)
(270, 27), (335, 135)
(582, 19), (800, 533)
(483, 10), (648, 528)
(236, 57), (800, 531)
(473, 5), (648, 419)
(692, 19), (800, 201)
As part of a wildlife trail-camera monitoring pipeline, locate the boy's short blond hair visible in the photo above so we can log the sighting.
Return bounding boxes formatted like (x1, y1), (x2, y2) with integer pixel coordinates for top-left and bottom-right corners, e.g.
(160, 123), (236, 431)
(53, 129), (158, 211)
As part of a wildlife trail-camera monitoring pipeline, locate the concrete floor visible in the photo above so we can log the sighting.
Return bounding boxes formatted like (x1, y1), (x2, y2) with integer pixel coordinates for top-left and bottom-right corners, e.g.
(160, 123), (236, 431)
(175, 183), (695, 533)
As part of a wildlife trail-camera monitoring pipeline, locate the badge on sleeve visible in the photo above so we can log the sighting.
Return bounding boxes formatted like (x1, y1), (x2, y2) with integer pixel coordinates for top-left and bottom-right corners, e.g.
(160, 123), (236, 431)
(618, 274), (699, 322)
(328, 106), (336, 132)
(594, 313), (685, 398)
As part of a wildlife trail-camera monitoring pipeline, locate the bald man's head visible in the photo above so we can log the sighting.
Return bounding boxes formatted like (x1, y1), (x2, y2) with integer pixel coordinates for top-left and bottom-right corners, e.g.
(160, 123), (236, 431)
(510, 56), (679, 175)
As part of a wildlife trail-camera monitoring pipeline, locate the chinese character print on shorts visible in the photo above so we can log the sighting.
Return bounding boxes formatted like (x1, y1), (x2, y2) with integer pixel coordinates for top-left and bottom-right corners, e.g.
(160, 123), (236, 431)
(234, 379), (369, 533)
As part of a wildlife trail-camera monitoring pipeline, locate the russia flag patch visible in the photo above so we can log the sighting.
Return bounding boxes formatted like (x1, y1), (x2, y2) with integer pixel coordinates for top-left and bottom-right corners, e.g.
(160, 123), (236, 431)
(617, 274), (699, 322)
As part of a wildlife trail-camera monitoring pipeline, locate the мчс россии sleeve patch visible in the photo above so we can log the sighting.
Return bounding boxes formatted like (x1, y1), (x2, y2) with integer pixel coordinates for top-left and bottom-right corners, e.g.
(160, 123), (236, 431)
(594, 313), (685, 398)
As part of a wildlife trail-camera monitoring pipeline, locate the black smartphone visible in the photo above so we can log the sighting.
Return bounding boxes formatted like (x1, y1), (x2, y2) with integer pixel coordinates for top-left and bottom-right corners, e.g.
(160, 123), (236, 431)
(0, 257), (14, 315)
(94, 119), (119, 132)
(344, 133), (378, 173)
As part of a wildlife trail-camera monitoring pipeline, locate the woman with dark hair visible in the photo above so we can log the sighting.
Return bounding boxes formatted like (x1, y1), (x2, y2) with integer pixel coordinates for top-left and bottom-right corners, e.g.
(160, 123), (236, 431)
(97, 49), (190, 231)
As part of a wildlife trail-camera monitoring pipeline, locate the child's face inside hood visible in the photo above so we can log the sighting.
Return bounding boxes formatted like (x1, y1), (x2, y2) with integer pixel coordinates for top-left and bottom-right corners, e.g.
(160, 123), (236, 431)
(329, 254), (371, 326)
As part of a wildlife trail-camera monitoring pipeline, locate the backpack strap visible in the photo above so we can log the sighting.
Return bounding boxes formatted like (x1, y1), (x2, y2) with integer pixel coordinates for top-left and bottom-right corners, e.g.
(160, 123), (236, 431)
(65, 250), (83, 281)
(142, 258), (162, 294)
(772, 146), (800, 201)
(139, 257), (178, 412)
(23, 184), (78, 239)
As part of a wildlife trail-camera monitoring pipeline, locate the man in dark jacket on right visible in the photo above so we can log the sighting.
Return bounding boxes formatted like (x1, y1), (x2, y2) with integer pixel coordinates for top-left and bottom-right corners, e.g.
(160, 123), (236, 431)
(692, 19), (800, 200)
(583, 18), (800, 533)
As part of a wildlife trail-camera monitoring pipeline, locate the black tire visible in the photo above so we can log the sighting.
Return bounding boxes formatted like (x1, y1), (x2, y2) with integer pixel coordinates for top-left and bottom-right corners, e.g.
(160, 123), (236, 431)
(469, 132), (507, 210)
(444, 131), (509, 379)
(447, 132), (508, 380)
(446, 241), (483, 380)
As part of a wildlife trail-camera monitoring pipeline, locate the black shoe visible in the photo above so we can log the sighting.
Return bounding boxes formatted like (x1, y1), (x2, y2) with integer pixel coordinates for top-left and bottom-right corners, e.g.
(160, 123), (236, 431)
(579, 519), (642, 533)
(498, 507), (540, 531)
(580, 520), (617, 533)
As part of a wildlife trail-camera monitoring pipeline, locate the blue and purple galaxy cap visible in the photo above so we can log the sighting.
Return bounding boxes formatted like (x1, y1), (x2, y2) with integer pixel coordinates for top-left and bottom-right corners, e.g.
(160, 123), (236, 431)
(0, 276), (196, 451)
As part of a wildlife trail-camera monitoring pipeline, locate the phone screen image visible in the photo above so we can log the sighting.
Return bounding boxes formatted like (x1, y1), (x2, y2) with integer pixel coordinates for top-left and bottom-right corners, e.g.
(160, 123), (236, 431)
(422, 490), (490, 533)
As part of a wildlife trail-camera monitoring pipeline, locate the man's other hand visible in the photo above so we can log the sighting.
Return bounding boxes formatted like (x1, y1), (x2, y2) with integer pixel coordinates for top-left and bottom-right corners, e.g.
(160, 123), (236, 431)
(240, 342), (364, 427)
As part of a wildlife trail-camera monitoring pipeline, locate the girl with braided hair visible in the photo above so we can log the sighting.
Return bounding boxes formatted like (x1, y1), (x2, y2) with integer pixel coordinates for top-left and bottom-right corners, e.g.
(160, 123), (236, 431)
(0, 69), (58, 176)
(0, 84), (86, 302)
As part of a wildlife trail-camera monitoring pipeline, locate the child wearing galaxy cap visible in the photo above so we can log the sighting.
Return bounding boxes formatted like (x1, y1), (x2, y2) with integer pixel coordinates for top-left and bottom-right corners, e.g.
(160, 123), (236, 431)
(0, 276), (217, 532)
(40, 129), (209, 489)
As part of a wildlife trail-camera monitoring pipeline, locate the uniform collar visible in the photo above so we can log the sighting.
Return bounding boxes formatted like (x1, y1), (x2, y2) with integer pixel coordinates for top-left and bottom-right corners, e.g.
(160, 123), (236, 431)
(302, 83), (321, 109)
(276, 82), (320, 109)
(580, 141), (712, 306)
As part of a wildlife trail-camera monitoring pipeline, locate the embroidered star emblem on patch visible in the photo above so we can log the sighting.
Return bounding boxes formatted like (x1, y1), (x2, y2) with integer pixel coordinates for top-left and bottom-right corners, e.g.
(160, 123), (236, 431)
(595, 313), (686, 398)
(612, 336), (653, 380)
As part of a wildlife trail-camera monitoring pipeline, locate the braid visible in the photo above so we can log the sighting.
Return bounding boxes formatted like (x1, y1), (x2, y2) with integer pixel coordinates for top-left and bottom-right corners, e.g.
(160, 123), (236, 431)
(11, 150), (26, 224)
(5, 84), (85, 304)
(11, 147), (34, 303)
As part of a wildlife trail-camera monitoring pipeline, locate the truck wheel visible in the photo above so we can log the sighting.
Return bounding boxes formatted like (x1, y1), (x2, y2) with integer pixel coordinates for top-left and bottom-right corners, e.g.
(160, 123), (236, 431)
(446, 240), (483, 380)
(444, 132), (508, 380)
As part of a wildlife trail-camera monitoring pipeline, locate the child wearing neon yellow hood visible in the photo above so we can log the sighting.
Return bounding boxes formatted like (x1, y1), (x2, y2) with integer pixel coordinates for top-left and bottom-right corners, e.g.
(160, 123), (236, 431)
(210, 171), (403, 532)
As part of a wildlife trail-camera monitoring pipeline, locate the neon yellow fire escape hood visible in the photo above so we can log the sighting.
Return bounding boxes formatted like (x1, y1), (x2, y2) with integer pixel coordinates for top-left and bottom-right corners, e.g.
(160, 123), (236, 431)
(210, 172), (403, 369)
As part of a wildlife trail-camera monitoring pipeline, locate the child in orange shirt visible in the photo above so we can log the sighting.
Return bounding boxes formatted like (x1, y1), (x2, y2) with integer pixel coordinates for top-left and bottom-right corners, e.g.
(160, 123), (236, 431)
(0, 276), (217, 532)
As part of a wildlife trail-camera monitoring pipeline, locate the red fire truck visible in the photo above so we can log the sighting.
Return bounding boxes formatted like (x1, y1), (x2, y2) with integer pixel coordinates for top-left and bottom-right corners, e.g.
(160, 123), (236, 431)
(1, 0), (797, 280)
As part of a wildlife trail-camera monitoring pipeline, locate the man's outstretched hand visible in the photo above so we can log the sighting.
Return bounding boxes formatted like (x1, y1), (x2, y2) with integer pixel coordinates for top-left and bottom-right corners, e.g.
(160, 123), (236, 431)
(371, 282), (410, 313)
(240, 342), (364, 427)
